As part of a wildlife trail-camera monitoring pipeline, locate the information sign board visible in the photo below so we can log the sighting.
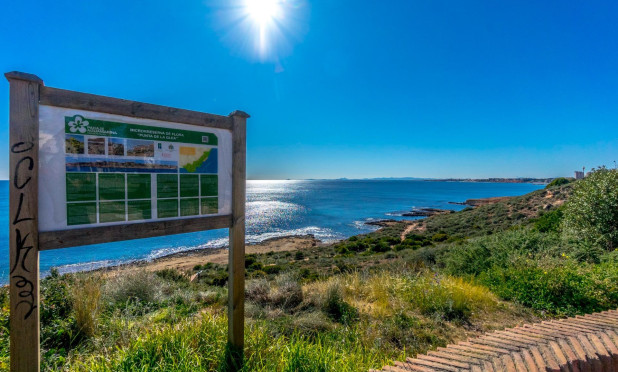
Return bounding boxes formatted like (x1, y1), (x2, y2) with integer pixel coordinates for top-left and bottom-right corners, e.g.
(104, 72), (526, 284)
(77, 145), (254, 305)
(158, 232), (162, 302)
(39, 107), (233, 231)
(5, 72), (248, 372)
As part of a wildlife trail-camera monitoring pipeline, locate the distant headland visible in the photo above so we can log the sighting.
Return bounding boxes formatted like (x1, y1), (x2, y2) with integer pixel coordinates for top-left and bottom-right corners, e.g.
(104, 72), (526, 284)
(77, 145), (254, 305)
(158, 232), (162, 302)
(426, 177), (555, 184)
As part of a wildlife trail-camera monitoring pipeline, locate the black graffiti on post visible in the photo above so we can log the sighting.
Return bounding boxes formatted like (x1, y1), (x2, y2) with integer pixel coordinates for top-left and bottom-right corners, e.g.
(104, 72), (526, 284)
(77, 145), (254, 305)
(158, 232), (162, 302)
(13, 275), (37, 319)
(13, 193), (34, 225)
(10, 141), (36, 320)
(13, 156), (33, 190)
(11, 229), (33, 274)
(11, 141), (35, 154)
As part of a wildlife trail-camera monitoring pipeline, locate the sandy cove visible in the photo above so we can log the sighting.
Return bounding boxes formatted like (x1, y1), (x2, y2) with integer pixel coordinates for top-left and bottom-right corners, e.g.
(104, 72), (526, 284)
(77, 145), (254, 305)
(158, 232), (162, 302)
(101, 218), (423, 276)
(109, 235), (323, 274)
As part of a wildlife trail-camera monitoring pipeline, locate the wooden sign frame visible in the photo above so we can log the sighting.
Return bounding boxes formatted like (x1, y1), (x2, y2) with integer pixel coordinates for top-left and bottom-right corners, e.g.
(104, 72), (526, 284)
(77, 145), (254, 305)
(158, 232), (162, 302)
(5, 71), (249, 371)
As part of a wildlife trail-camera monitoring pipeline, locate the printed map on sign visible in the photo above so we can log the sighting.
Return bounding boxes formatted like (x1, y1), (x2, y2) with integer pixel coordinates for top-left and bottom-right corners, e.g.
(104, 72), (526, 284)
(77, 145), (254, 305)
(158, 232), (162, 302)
(63, 115), (219, 226)
(179, 146), (218, 173)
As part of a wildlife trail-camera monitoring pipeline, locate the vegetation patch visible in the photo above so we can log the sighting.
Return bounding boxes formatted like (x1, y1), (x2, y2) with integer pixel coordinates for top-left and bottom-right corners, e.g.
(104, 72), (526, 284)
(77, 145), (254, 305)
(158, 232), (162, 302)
(1, 172), (616, 370)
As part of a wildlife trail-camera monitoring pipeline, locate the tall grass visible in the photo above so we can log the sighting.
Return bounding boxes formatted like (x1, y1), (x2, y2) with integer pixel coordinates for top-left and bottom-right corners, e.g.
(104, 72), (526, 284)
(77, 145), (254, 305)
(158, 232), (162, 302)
(74, 312), (387, 372)
(72, 277), (102, 337)
(403, 273), (498, 321)
(317, 271), (498, 322)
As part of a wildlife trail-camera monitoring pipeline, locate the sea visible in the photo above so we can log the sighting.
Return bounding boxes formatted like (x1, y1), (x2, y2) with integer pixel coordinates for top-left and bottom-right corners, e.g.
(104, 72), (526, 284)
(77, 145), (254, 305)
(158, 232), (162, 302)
(0, 179), (544, 283)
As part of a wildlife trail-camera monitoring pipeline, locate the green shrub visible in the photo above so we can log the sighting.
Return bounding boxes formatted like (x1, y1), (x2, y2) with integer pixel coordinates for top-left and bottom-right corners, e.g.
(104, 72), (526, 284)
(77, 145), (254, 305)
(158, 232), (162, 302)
(263, 265), (282, 275)
(382, 236), (400, 245)
(431, 233), (449, 242)
(403, 234), (433, 247)
(41, 271), (82, 352)
(334, 261), (357, 274)
(322, 283), (358, 325)
(562, 167), (618, 251)
(394, 243), (420, 251)
(442, 229), (560, 276)
(200, 269), (228, 287)
(405, 246), (442, 266)
(348, 241), (369, 252)
(299, 268), (320, 282)
(245, 254), (258, 268)
(335, 244), (350, 255)
(601, 249), (618, 264)
(533, 207), (564, 233)
(156, 269), (189, 284)
(370, 240), (391, 253)
(478, 260), (618, 316)
(246, 254), (265, 272)
(570, 244), (605, 264)
(546, 177), (572, 188)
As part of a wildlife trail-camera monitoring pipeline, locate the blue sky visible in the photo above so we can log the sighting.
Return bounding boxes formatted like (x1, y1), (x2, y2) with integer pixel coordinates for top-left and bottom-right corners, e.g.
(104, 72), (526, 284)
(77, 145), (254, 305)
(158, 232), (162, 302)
(1, 0), (617, 179)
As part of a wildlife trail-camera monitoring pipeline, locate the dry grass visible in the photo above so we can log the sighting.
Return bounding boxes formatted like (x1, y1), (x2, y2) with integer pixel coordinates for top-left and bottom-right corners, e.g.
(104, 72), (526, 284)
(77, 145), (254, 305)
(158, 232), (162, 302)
(72, 277), (102, 337)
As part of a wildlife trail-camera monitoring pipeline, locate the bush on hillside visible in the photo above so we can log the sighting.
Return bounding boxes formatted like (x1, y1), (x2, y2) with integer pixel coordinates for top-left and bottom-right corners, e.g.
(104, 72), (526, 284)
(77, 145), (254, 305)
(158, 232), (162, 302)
(430, 233), (448, 242)
(562, 167), (618, 251)
(545, 177), (572, 188)
(533, 207), (564, 233)
(442, 228), (561, 276)
(40, 270), (82, 352)
(322, 283), (358, 325)
(478, 260), (618, 316)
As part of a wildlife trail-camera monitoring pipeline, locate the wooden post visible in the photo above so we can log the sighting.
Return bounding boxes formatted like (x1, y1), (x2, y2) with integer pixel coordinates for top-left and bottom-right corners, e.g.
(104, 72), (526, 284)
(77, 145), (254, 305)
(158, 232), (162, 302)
(5, 71), (43, 372)
(227, 110), (249, 369)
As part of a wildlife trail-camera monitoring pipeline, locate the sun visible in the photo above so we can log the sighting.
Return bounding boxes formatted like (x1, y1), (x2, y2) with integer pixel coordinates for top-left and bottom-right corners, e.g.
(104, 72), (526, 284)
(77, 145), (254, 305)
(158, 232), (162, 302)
(242, 0), (285, 57)
(213, 0), (306, 61)
(245, 0), (282, 25)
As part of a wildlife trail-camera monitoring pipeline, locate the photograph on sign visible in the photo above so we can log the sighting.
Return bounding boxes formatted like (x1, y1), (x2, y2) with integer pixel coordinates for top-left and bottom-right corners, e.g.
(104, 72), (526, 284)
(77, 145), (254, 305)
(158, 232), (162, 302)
(38, 106), (233, 232)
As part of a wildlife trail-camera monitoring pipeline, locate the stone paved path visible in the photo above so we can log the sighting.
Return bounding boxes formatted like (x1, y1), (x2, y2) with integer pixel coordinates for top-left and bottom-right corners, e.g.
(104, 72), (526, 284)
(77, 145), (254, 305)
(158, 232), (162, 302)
(372, 309), (618, 372)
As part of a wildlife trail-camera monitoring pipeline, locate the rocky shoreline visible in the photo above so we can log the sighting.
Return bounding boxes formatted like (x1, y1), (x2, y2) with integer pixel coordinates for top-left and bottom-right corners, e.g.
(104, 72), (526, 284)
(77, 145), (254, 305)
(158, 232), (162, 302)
(86, 198), (508, 276)
(401, 207), (454, 217)
(448, 196), (512, 207)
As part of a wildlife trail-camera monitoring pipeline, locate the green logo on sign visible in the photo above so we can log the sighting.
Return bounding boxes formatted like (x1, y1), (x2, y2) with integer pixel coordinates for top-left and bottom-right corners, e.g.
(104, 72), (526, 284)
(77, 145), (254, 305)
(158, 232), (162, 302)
(67, 115), (89, 134)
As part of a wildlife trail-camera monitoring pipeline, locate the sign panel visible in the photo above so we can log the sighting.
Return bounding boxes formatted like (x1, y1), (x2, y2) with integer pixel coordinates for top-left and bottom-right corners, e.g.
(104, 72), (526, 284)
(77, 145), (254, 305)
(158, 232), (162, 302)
(6, 72), (248, 372)
(38, 106), (233, 232)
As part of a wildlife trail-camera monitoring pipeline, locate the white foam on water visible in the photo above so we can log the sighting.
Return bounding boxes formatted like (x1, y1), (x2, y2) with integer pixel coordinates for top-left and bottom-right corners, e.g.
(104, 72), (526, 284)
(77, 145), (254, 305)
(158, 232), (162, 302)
(245, 226), (341, 244)
(385, 212), (404, 216)
(48, 259), (137, 277)
(351, 219), (382, 232)
(145, 236), (230, 261)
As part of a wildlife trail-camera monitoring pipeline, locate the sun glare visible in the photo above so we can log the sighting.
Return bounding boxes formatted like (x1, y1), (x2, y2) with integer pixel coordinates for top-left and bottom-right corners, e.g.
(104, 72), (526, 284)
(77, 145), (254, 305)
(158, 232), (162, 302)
(243, 0), (285, 57)
(213, 0), (306, 61)
(245, 0), (282, 25)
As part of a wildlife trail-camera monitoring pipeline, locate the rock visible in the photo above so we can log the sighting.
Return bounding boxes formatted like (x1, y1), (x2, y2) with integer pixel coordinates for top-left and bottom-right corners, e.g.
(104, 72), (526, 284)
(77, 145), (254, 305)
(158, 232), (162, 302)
(365, 219), (399, 227)
(448, 196), (512, 207)
(402, 208), (453, 217)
